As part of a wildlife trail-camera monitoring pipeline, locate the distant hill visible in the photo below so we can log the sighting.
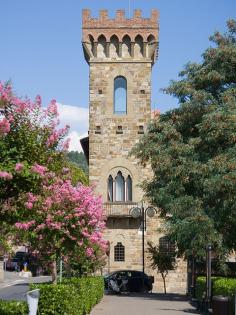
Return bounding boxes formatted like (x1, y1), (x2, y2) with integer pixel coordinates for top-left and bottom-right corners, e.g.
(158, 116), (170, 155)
(67, 151), (88, 174)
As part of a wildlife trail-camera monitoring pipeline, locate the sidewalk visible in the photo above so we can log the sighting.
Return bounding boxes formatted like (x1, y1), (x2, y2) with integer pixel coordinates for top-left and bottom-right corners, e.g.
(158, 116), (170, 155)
(90, 293), (201, 315)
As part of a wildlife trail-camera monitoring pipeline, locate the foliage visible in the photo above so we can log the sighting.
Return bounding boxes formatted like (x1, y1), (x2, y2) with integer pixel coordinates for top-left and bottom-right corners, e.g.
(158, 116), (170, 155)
(147, 241), (176, 293)
(196, 276), (236, 314)
(66, 161), (88, 186)
(67, 151), (88, 174)
(30, 276), (104, 315)
(132, 20), (236, 259)
(0, 300), (28, 315)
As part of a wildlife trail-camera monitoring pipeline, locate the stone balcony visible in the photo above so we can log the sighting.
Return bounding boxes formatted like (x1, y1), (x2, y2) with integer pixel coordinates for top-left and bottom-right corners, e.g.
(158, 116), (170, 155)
(103, 202), (138, 217)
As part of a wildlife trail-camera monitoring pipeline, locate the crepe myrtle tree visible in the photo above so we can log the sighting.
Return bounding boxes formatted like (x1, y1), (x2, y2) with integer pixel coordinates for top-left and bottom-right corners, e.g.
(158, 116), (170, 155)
(0, 82), (88, 252)
(14, 170), (107, 283)
(0, 81), (69, 219)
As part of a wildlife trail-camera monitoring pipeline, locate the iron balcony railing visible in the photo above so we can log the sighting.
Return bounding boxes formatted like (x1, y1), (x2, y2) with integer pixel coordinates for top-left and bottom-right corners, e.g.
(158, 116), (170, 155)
(103, 202), (138, 217)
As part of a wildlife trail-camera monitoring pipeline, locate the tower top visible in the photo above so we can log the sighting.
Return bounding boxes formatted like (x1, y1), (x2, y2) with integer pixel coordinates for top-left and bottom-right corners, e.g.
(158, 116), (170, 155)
(82, 9), (159, 42)
(82, 9), (159, 64)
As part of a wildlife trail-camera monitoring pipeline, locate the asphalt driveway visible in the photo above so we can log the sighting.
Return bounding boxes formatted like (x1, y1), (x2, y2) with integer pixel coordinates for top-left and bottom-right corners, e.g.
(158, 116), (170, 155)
(90, 293), (200, 315)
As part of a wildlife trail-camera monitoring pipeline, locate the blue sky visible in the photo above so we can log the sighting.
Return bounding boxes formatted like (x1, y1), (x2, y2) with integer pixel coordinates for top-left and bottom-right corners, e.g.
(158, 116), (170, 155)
(0, 0), (235, 150)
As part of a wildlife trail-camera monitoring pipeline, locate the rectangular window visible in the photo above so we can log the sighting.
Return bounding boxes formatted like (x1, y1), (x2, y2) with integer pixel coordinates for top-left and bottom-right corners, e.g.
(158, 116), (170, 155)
(114, 242), (125, 261)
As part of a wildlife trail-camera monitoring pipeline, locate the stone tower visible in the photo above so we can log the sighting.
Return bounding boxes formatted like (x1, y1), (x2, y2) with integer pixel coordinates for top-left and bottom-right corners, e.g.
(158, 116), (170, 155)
(82, 9), (187, 293)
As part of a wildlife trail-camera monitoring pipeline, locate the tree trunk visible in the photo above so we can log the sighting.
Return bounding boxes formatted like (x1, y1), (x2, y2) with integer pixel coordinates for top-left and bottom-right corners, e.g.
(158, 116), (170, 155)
(51, 260), (57, 284)
(161, 273), (167, 294)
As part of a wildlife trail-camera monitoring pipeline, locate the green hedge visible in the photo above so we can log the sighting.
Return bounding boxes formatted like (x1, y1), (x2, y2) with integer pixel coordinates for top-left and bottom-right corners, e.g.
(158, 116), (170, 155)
(196, 276), (219, 300)
(0, 300), (28, 315)
(30, 276), (104, 315)
(196, 276), (236, 315)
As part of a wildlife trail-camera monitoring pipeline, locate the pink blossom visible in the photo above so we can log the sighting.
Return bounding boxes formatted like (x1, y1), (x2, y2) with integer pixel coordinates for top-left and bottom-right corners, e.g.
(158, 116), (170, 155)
(35, 95), (42, 107)
(27, 193), (38, 203)
(47, 99), (58, 116)
(15, 220), (35, 230)
(31, 163), (47, 176)
(0, 171), (13, 180)
(25, 202), (33, 209)
(0, 118), (10, 135)
(62, 167), (70, 175)
(86, 247), (94, 257)
(15, 163), (24, 172)
(62, 138), (70, 151)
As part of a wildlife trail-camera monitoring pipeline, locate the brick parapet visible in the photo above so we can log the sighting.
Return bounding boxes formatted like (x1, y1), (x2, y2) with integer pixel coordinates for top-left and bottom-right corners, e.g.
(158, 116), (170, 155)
(82, 9), (159, 42)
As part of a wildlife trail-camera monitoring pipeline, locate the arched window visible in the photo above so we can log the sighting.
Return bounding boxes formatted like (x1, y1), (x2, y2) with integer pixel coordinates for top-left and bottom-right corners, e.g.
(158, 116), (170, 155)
(114, 242), (125, 261)
(107, 170), (132, 203)
(134, 34), (144, 57)
(110, 35), (119, 57)
(108, 175), (113, 202)
(97, 35), (106, 58)
(115, 171), (125, 202)
(126, 175), (132, 201)
(114, 76), (127, 115)
(122, 35), (131, 57)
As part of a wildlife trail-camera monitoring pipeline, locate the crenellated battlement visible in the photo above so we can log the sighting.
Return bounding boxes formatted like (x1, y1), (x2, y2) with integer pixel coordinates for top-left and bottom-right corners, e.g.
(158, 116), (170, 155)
(82, 9), (159, 64)
(83, 9), (159, 30)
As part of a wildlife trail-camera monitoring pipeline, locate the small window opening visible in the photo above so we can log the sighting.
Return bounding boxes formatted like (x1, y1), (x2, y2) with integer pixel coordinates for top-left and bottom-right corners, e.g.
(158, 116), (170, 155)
(116, 125), (123, 134)
(140, 89), (145, 94)
(98, 89), (103, 94)
(138, 126), (144, 134)
(95, 126), (101, 134)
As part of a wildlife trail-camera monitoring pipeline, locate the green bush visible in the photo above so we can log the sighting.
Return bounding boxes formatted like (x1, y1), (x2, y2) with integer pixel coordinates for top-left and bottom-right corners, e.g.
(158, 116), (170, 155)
(0, 300), (28, 315)
(195, 276), (219, 300)
(30, 276), (104, 315)
(195, 276), (206, 301)
(196, 276), (236, 315)
(214, 277), (236, 298)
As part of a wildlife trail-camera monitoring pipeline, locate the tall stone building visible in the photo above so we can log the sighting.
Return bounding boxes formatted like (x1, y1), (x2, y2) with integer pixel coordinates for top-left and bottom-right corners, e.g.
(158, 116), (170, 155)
(81, 8), (187, 293)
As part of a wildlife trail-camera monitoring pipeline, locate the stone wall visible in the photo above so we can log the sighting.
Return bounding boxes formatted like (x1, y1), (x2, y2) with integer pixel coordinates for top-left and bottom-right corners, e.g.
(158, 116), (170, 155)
(89, 62), (152, 201)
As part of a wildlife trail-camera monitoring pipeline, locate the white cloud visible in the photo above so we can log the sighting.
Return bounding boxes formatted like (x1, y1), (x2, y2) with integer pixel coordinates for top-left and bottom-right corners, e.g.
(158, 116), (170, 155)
(67, 131), (88, 152)
(56, 103), (89, 152)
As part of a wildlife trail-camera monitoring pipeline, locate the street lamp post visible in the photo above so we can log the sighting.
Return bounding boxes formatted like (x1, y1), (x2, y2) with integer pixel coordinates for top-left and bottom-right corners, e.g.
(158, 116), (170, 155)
(206, 244), (212, 310)
(130, 202), (157, 273)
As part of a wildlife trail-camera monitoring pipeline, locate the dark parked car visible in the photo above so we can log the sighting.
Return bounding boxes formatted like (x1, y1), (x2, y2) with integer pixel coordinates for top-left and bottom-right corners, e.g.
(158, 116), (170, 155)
(104, 270), (153, 292)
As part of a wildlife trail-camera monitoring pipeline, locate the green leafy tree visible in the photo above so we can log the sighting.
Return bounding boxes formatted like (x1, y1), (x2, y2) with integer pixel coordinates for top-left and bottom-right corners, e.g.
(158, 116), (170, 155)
(133, 20), (236, 260)
(67, 151), (88, 174)
(147, 241), (176, 294)
(64, 162), (88, 186)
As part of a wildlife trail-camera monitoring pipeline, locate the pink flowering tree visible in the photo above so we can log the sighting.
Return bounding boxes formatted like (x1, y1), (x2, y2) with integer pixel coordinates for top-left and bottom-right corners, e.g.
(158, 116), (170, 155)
(0, 81), (69, 203)
(0, 81), (88, 254)
(15, 172), (107, 283)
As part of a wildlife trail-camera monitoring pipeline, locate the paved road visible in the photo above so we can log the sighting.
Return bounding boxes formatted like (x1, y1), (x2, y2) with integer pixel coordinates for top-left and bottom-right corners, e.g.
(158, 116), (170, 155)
(90, 293), (200, 315)
(0, 271), (51, 301)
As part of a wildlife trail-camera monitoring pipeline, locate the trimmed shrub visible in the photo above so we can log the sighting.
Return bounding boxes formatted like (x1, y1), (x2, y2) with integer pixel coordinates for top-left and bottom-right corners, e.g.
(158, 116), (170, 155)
(195, 276), (206, 301)
(0, 300), (28, 315)
(196, 276), (236, 315)
(30, 276), (104, 315)
(195, 276), (219, 300)
(214, 277), (236, 298)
